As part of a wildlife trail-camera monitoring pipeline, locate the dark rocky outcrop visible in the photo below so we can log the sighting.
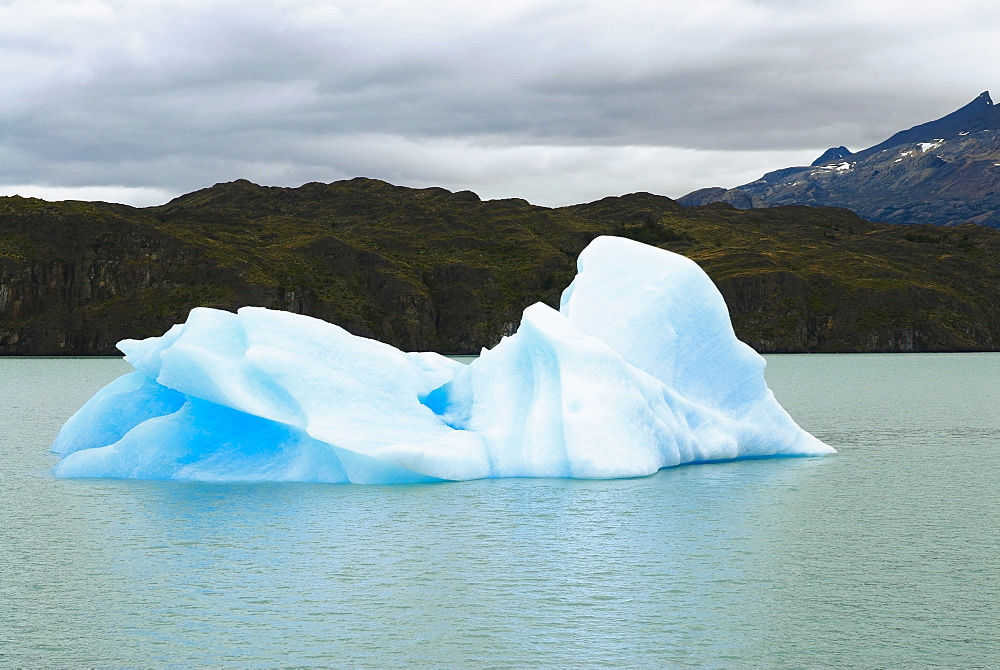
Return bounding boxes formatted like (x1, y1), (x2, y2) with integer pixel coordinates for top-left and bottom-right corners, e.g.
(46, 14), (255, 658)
(2, 179), (1000, 355)
(811, 146), (853, 167)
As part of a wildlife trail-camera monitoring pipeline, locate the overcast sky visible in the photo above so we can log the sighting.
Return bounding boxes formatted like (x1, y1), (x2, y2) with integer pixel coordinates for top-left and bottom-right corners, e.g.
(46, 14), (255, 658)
(2, 0), (998, 207)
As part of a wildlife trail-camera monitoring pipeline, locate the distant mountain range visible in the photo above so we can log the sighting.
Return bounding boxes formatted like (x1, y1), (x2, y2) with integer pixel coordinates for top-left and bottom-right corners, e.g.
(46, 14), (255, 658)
(679, 91), (1000, 228)
(2, 179), (1000, 355)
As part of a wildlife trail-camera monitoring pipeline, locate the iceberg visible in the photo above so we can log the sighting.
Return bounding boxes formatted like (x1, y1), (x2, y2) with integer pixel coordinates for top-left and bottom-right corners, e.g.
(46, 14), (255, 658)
(52, 236), (833, 483)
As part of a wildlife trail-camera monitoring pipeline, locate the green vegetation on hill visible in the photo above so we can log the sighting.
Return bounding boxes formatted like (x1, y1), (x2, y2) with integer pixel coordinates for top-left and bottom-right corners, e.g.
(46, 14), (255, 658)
(1, 178), (999, 354)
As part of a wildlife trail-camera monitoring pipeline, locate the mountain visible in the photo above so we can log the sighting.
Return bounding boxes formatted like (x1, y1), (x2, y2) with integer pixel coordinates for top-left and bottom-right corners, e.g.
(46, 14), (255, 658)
(679, 91), (1000, 228)
(3, 178), (1000, 355)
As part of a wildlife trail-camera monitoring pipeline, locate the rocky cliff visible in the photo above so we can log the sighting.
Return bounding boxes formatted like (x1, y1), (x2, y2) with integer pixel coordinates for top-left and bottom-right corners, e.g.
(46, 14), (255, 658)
(2, 179), (999, 354)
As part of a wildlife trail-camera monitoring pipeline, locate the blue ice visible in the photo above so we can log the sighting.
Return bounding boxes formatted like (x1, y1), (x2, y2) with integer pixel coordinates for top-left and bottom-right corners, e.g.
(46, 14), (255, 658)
(52, 236), (833, 482)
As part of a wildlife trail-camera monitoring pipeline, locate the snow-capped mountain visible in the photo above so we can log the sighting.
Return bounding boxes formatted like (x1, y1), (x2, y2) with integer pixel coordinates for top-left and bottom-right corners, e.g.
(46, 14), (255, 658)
(679, 91), (1000, 228)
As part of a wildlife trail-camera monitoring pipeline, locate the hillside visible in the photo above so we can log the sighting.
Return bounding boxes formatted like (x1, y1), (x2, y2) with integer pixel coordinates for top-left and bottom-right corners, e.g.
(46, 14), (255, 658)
(2, 178), (999, 355)
(680, 91), (1000, 228)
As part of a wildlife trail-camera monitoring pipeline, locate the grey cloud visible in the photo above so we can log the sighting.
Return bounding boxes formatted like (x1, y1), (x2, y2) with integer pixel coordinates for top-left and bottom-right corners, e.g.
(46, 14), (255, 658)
(1, 0), (998, 204)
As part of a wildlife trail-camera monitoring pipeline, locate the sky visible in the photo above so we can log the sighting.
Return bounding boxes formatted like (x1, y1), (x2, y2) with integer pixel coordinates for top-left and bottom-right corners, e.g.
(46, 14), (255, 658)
(2, 0), (998, 208)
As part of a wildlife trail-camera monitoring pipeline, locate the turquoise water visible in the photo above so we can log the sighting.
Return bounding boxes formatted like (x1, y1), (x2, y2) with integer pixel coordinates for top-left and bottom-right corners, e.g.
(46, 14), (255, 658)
(1, 354), (998, 668)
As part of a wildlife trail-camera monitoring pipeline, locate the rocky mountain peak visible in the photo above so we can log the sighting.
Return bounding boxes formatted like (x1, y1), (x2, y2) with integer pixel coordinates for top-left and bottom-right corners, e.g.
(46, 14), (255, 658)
(811, 146), (854, 166)
(854, 90), (1000, 160)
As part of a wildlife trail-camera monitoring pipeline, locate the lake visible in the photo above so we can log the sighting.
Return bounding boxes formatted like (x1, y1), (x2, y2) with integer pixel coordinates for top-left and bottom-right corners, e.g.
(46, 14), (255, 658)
(1, 354), (998, 668)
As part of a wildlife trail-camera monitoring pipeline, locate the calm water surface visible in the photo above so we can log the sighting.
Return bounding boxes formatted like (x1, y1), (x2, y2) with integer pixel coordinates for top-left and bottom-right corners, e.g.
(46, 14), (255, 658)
(1, 354), (998, 668)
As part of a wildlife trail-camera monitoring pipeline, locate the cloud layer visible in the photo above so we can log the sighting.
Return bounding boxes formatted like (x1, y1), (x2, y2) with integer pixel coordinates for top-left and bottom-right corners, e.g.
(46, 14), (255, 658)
(2, 0), (998, 206)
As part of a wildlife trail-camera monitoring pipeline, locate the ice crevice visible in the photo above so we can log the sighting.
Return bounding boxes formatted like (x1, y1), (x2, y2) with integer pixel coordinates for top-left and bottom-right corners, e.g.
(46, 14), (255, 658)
(51, 236), (834, 483)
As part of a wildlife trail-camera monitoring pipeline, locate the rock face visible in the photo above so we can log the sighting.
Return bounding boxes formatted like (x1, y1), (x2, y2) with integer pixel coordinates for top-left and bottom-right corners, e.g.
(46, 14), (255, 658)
(2, 179), (1000, 355)
(677, 187), (764, 210)
(681, 91), (1000, 228)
